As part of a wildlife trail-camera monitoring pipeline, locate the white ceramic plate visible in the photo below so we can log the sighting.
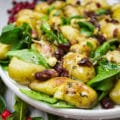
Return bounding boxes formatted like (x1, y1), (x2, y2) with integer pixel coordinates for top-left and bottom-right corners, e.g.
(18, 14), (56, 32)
(0, 0), (120, 119)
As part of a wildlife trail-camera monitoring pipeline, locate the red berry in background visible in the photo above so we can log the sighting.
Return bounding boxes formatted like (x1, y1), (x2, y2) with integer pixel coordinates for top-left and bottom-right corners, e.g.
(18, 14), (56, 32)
(27, 117), (32, 120)
(7, 0), (37, 24)
(1, 109), (11, 120)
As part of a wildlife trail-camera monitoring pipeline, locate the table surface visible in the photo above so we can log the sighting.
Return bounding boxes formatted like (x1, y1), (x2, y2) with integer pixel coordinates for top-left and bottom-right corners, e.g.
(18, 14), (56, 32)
(0, 0), (120, 120)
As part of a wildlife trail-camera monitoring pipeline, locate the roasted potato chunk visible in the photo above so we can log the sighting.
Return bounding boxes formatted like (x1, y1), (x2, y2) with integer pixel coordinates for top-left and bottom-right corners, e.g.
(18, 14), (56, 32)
(70, 37), (98, 56)
(30, 77), (69, 95)
(0, 43), (10, 60)
(30, 77), (97, 108)
(63, 53), (95, 82)
(99, 17), (120, 39)
(63, 5), (80, 17)
(60, 25), (80, 44)
(54, 80), (97, 108)
(111, 4), (120, 21)
(52, 1), (65, 9)
(34, 2), (49, 14)
(82, 0), (109, 12)
(48, 16), (62, 30)
(110, 80), (120, 104)
(8, 57), (46, 85)
(105, 50), (120, 64)
(49, 9), (63, 18)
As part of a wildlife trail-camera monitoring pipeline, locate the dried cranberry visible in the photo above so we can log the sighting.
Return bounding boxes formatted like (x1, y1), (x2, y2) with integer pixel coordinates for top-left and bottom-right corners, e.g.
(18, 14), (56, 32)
(95, 34), (106, 44)
(96, 3), (101, 8)
(47, 0), (54, 4)
(89, 17), (100, 29)
(54, 60), (69, 77)
(60, 68), (69, 77)
(35, 69), (58, 81)
(105, 19), (119, 24)
(78, 58), (92, 67)
(55, 44), (70, 60)
(58, 44), (70, 53)
(85, 11), (96, 18)
(55, 49), (65, 60)
(76, 1), (81, 5)
(113, 28), (118, 38)
(100, 97), (114, 109)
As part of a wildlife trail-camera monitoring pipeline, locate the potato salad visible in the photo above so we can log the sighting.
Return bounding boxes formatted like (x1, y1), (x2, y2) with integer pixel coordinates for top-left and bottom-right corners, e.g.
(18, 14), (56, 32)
(1, 0), (120, 109)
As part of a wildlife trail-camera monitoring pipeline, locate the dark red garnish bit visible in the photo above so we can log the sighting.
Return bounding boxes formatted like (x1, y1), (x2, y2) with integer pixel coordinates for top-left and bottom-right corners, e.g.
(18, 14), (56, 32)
(95, 34), (106, 44)
(54, 60), (69, 77)
(105, 18), (119, 24)
(85, 11), (96, 18)
(55, 49), (65, 60)
(26, 117), (32, 120)
(78, 58), (92, 67)
(76, 0), (81, 5)
(96, 3), (101, 8)
(1, 109), (11, 120)
(113, 28), (118, 38)
(7, 0), (37, 24)
(89, 17), (100, 29)
(47, 0), (54, 4)
(55, 44), (70, 60)
(35, 69), (58, 81)
(100, 97), (114, 109)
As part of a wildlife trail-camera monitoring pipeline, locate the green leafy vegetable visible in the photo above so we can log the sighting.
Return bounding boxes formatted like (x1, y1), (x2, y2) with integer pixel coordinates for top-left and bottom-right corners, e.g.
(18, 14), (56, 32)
(41, 22), (68, 44)
(47, 5), (55, 14)
(92, 39), (119, 62)
(13, 97), (29, 120)
(88, 60), (120, 100)
(61, 15), (83, 25)
(7, 49), (49, 68)
(96, 8), (108, 15)
(87, 69), (120, 86)
(78, 21), (95, 36)
(20, 89), (57, 104)
(51, 101), (74, 108)
(0, 23), (32, 50)
(0, 95), (6, 114)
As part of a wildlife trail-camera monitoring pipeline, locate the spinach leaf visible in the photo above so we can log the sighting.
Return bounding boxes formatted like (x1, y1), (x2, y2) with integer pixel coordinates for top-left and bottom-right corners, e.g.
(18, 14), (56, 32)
(61, 15), (83, 25)
(92, 39), (119, 62)
(87, 69), (120, 86)
(88, 60), (120, 100)
(0, 23), (32, 50)
(47, 5), (55, 14)
(6, 49), (49, 68)
(77, 21), (95, 36)
(13, 97), (29, 120)
(94, 78), (113, 91)
(20, 89), (57, 104)
(41, 22), (68, 44)
(51, 101), (74, 108)
(96, 8), (109, 16)
(98, 91), (109, 101)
